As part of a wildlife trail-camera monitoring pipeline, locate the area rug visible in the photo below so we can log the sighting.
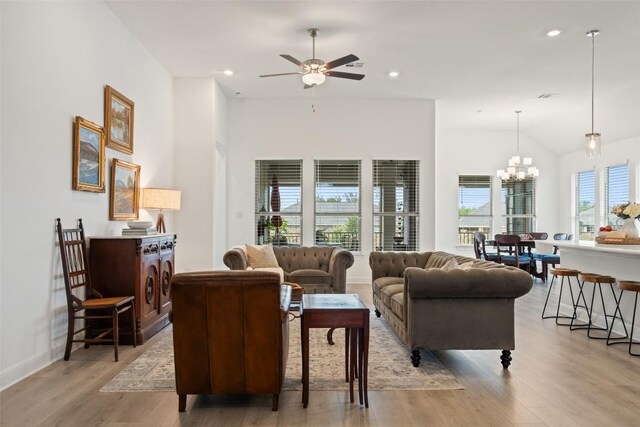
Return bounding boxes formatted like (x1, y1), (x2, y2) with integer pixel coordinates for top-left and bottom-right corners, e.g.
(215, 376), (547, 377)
(101, 315), (463, 392)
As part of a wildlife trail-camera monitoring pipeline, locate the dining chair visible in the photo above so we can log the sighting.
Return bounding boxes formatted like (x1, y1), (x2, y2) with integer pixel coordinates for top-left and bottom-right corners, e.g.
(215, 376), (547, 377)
(473, 232), (499, 261)
(533, 233), (571, 282)
(57, 218), (136, 361)
(494, 234), (533, 273)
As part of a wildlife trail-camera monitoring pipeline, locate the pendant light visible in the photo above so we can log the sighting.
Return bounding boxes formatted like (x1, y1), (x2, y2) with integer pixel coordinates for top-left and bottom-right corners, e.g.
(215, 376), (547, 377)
(585, 30), (601, 159)
(497, 111), (539, 181)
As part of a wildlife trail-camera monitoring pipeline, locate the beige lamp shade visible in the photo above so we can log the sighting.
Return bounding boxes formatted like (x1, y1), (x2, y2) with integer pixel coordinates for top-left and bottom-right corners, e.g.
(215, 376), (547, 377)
(142, 188), (181, 211)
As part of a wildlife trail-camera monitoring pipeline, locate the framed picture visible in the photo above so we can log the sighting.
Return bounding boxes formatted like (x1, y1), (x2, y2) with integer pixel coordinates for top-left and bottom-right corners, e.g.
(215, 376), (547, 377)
(73, 116), (105, 192)
(109, 159), (140, 220)
(104, 85), (134, 154)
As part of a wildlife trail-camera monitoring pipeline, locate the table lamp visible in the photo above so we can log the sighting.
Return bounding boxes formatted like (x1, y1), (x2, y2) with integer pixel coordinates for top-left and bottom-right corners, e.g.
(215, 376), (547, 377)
(141, 188), (181, 233)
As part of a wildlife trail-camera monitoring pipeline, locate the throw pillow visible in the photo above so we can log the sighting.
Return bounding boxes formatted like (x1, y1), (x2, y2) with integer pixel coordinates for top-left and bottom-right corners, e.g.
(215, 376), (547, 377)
(441, 258), (459, 271)
(245, 244), (279, 268)
(459, 261), (475, 271)
(425, 253), (454, 269)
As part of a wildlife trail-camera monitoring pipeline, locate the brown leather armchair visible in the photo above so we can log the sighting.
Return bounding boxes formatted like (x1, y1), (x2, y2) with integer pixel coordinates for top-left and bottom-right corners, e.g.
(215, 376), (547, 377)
(171, 270), (291, 411)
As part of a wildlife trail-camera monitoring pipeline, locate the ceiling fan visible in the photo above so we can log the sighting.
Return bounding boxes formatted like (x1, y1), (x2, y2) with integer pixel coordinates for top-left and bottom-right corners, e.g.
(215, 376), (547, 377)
(260, 28), (365, 89)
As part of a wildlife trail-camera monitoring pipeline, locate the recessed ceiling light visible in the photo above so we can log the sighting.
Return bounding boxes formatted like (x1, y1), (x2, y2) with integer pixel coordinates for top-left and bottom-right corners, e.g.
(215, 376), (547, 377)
(546, 29), (562, 37)
(223, 70), (234, 76)
(388, 71), (399, 78)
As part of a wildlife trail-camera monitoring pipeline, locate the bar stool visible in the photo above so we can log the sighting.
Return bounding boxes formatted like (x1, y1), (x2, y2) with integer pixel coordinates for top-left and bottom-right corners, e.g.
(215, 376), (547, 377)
(607, 280), (640, 356)
(542, 268), (582, 326)
(574, 273), (618, 337)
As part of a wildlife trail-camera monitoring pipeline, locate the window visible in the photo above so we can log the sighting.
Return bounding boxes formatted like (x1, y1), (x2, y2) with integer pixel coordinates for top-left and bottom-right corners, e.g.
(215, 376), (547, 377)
(575, 170), (595, 240)
(501, 178), (536, 234)
(373, 160), (419, 251)
(458, 176), (492, 244)
(605, 163), (629, 226)
(255, 160), (302, 246)
(314, 160), (361, 251)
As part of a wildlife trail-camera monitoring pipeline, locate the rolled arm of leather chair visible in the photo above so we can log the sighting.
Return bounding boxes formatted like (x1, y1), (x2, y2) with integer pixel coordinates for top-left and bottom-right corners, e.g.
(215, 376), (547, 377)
(327, 248), (354, 294)
(223, 247), (248, 270)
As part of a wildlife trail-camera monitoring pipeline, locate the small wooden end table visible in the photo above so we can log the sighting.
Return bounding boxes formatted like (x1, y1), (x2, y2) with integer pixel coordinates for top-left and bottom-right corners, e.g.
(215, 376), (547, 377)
(300, 294), (370, 408)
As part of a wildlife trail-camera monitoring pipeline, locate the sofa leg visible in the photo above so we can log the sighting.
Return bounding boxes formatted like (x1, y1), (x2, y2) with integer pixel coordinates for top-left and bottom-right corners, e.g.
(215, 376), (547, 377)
(374, 309), (381, 318)
(178, 394), (186, 412)
(500, 350), (512, 369)
(410, 350), (421, 367)
(272, 394), (279, 411)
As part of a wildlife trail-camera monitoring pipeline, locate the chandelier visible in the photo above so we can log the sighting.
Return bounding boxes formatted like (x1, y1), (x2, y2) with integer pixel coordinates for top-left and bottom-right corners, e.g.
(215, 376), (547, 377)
(585, 29), (601, 159)
(497, 111), (539, 181)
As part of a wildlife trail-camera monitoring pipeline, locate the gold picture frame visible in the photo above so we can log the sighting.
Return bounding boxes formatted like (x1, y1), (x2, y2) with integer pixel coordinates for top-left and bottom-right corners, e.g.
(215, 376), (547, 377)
(105, 85), (134, 154)
(109, 159), (140, 220)
(73, 116), (105, 192)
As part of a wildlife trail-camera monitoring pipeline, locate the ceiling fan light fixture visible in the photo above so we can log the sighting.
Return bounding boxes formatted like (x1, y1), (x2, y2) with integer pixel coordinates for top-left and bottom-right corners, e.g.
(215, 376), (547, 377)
(302, 71), (325, 86)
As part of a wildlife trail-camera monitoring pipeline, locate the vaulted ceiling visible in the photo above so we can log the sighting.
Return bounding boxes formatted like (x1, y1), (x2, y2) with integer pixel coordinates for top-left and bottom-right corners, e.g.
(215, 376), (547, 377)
(106, 1), (640, 154)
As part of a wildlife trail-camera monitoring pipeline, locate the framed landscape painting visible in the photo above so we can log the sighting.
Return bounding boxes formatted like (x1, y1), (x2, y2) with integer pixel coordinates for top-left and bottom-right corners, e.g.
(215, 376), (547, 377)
(109, 159), (140, 220)
(104, 85), (134, 154)
(73, 116), (105, 192)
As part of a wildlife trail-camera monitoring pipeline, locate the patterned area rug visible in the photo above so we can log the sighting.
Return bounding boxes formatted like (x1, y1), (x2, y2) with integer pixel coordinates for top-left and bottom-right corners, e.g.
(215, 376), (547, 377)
(101, 315), (463, 392)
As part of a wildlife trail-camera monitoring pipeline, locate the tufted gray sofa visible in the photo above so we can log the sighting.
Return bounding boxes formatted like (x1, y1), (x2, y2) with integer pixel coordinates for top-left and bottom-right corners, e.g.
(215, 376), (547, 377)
(223, 246), (354, 294)
(370, 251), (532, 368)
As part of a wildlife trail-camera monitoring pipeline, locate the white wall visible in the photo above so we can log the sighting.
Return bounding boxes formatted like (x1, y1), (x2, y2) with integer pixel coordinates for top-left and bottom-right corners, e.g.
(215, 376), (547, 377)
(173, 78), (228, 272)
(226, 98), (436, 283)
(0, 1), (174, 389)
(436, 129), (559, 257)
(557, 136), (640, 235)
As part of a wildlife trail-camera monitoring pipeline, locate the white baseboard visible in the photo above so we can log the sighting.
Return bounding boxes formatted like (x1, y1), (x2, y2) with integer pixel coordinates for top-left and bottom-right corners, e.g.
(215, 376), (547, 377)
(0, 342), (71, 391)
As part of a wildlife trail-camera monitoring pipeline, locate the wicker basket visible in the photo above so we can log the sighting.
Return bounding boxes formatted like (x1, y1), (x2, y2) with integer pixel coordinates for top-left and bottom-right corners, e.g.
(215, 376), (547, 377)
(595, 236), (640, 245)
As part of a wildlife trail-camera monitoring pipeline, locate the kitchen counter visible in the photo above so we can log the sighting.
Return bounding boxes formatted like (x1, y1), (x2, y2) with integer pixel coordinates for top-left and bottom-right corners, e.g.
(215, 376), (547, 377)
(535, 240), (639, 336)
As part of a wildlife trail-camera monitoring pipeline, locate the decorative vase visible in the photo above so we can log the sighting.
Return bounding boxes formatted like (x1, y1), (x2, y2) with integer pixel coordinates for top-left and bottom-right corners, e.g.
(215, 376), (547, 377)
(621, 218), (640, 239)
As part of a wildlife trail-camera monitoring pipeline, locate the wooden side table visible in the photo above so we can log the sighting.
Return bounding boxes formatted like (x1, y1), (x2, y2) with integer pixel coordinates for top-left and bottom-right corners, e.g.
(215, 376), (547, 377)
(300, 294), (370, 408)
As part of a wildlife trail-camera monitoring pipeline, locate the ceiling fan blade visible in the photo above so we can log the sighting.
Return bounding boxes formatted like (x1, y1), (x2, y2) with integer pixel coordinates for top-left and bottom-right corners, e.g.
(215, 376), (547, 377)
(324, 71), (365, 80)
(280, 54), (304, 67)
(323, 54), (359, 71)
(259, 72), (303, 78)
(303, 84), (316, 89)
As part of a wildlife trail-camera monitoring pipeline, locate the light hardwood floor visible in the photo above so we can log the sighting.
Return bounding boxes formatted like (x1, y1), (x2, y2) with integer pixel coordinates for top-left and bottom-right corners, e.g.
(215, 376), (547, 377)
(2, 280), (639, 426)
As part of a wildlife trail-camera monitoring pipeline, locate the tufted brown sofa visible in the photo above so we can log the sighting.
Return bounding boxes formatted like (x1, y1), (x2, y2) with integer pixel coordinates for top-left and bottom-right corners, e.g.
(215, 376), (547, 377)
(223, 246), (354, 294)
(171, 270), (291, 411)
(370, 251), (532, 368)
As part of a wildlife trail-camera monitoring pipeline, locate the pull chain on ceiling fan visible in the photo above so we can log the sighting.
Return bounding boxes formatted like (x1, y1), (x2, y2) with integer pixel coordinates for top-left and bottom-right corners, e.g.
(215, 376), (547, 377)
(260, 28), (365, 89)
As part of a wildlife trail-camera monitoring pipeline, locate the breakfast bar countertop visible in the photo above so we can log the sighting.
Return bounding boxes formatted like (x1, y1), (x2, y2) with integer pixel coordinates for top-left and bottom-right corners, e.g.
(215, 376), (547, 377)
(536, 239), (640, 257)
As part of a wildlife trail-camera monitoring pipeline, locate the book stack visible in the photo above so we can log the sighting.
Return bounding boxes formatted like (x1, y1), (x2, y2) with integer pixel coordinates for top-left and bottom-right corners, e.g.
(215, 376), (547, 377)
(122, 227), (158, 236)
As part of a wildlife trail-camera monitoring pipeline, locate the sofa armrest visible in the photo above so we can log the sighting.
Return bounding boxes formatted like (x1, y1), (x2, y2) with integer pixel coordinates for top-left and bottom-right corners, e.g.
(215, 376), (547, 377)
(223, 247), (248, 270)
(405, 267), (532, 299)
(327, 248), (355, 293)
(280, 284), (292, 321)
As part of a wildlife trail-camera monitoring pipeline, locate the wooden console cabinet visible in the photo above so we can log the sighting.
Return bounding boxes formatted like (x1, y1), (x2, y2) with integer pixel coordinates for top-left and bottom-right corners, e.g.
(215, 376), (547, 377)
(89, 234), (176, 344)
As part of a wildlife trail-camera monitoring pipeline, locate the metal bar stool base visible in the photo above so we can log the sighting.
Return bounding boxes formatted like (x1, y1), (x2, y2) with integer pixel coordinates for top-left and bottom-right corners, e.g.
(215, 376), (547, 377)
(606, 284), (639, 356)
(542, 269), (581, 327)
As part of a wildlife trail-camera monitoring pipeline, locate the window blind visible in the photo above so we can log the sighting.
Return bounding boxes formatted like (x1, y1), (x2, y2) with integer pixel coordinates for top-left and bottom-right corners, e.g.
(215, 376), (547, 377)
(373, 160), (419, 251)
(576, 170), (595, 240)
(501, 178), (536, 234)
(605, 163), (629, 226)
(458, 175), (492, 244)
(314, 160), (361, 251)
(255, 160), (302, 245)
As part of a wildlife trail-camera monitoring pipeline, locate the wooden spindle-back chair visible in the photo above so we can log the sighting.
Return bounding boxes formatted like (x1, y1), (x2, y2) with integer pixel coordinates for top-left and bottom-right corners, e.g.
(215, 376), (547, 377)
(57, 218), (136, 361)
